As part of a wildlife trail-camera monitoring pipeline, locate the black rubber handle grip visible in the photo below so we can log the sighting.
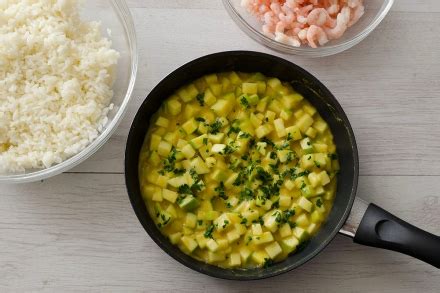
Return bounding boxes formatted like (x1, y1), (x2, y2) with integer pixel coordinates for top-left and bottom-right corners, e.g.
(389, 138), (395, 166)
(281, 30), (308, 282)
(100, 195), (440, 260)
(353, 203), (440, 268)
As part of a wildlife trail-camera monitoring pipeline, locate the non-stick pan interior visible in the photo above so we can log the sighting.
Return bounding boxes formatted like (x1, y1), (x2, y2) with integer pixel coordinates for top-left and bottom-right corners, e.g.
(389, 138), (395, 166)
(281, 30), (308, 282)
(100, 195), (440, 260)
(125, 51), (359, 280)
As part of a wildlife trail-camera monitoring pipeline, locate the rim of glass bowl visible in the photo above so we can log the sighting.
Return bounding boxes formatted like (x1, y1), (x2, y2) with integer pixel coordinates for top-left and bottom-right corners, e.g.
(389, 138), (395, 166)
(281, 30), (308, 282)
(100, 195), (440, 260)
(222, 0), (394, 57)
(0, 0), (138, 184)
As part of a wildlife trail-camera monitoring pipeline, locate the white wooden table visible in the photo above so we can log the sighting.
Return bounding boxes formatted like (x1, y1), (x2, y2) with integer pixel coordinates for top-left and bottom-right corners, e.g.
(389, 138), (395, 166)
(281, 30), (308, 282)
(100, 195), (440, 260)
(1, 1), (440, 291)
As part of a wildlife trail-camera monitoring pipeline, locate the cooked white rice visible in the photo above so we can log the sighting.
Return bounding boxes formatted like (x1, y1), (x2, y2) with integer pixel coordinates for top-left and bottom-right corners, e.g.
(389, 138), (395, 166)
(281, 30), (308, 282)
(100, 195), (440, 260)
(0, 0), (120, 173)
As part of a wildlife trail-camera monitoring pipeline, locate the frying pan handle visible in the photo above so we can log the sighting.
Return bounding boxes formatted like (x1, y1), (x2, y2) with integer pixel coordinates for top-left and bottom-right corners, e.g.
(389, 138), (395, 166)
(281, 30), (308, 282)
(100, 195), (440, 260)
(353, 203), (440, 268)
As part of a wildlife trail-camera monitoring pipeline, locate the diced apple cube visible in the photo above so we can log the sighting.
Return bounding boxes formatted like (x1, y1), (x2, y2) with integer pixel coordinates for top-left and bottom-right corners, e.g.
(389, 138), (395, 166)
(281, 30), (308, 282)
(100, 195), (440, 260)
(308, 172), (321, 188)
(190, 134), (208, 149)
(167, 176), (187, 188)
(303, 104), (317, 116)
(226, 229), (241, 243)
(185, 213), (197, 229)
(313, 120), (328, 133)
(282, 93), (303, 109)
(265, 110), (276, 122)
(242, 82), (258, 94)
(155, 116), (169, 128)
(204, 74), (218, 85)
(214, 213), (231, 231)
(240, 247), (252, 263)
(267, 77), (282, 90)
(157, 141), (172, 157)
(209, 133), (225, 143)
(252, 231), (274, 245)
(279, 195), (291, 207)
(166, 98), (181, 116)
(181, 144), (196, 159)
(284, 179), (295, 191)
(208, 252), (225, 263)
(296, 214), (310, 227)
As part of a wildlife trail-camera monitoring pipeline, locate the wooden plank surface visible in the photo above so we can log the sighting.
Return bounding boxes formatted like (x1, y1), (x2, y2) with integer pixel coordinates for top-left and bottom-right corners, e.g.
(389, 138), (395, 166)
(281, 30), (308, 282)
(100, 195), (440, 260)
(1, 0), (440, 292)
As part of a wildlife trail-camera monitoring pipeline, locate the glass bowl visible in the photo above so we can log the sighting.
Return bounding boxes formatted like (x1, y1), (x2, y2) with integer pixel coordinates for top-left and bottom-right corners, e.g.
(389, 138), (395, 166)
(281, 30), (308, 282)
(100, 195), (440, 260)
(0, 0), (138, 184)
(223, 0), (394, 57)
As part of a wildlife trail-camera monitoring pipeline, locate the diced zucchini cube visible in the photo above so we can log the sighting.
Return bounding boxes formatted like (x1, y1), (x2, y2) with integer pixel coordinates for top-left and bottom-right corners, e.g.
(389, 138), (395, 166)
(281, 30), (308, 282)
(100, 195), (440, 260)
(251, 250), (270, 265)
(190, 134), (208, 149)
(209, 133), (225, 143)
(149, 134), (162, 151)
(268, 99), (283, 114)
(311, 210), (324, 223)
(205, 157), (216, 168)
(190, 157), (209, 174)
(181, 144), (196, 159)
(229, 72), (242, 85)
(265, 241), (283, 259)
(297, 114), (314, 133)
(157, 141), (172, 157)
(265, 110), (276, 122)
(240, 246), (252, 263)
(210, 169), (228, 182)
(313, 120), (328, 133)
(214, 213), (231, 231)
(280, 109), (292, 121)
(252, 231), (274, 246)
(229, 252), (241, 267)
(204, 211), (220, 221)
(284, 179), (295, 191)
(255, 124), (273, 138)
(204, 74), (218, 85)
(300, 137), (314, 153)
(301, 154), (314, 169)
(242, 82), (258, 94)
(242, 209), (259, 223)
(298, 196), (313, 212)
(273, 118), (286, 138)
(293, 227), (309, 242)
(250, 113), (263, 128)
(162, 189), (178, 203)
(267, 77), (282, 90)
(185, 213), (197, 229)
(169, 232), (182, 245)
(152, 189), (163, 202)
(211, 144), (226, 154)
(252, 223), (263, 236)
(285, 125), (302, 141)
(313, 143), (328, 153)
(282, 93), (303, 109)
(305, 127), (317, 138)
(166, 98), (182, 116)
(308, 172), (321, 188)
(256, 97), (268, 112)
(182, 118), (198, 134)
(226, 229), (241, 243)
(281, 235), (299, 254)
(295, 214), (310, 227)
(277, 150), (291, 163)
(208, 252), (226, 263)
(196, 233), (208, 248)
(279, 195), (291, 207)
(279, 223), (292, 238)
(165, 205), (177, 218)
(319, 171), (331, 186)
(217, 239), (229, 250)
(235, 223), (247, 235)
(307, 223), (318, 235)
(155, 116), (169, 128)
(211, 99), (233, 116)
(206, 238), (219, 252)
(178, 195), (199, 211)
(303, 104), (317, 116)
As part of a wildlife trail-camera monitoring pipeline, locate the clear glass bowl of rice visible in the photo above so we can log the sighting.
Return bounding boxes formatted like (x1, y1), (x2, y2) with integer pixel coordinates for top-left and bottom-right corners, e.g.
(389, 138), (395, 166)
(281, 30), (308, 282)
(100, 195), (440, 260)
(0, 0), (138, 183)
(223, 0), (394, 57)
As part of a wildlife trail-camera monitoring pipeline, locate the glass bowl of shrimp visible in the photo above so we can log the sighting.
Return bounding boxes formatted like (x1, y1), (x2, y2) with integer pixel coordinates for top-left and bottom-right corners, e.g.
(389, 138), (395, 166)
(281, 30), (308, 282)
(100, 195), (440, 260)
(223, 0), (394, 57)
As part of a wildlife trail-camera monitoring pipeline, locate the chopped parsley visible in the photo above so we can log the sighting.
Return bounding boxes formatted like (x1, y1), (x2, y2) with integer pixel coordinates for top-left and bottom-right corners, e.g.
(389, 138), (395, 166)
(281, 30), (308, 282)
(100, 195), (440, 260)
(238, 132), (251, 139)
(203, 137), (208, 145)
(208, 119), (223, 134)
(204, 224), (215, 239)
(316, 198), (323, 208)
(173, 168), (186, 175)
(177, 184), (192, 195)
(329, 153), (338, 160)
(215, 182), (227, 200)
(314, 160), (321, 168)
(227, 126), (241, 136)
(222, 220), (230, 229)
(240, 188), (254, 201)
(240, 218), (248, 225)
(195, 117), (205, 122)
(196, 93), (205, 106)
(162, 148), (178, 172)
(263, 258), (274, 268)
(240, 96), (250, 109)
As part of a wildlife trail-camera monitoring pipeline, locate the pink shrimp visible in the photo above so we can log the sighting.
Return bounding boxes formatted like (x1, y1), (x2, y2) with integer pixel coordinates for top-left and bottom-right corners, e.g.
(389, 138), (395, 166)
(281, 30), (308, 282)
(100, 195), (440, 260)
(326, 0), (339, 15)
(307, 8), (336, 27)
(348, 4), (364, 27)
(306, 25), (329, 48)
(324, 6), (350, 40)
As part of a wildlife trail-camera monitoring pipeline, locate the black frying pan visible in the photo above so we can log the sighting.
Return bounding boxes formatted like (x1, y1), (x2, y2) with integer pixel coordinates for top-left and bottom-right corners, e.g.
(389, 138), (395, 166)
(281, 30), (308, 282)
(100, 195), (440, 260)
(125, 51), (440, 280)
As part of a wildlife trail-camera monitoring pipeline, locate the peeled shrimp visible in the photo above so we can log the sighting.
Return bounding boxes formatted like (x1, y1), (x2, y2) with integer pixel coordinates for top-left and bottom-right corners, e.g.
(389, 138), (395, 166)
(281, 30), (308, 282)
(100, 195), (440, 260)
(324, 6), (350, 40)
(242, 0), (365, 48)
(307, 25), (329, 48)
